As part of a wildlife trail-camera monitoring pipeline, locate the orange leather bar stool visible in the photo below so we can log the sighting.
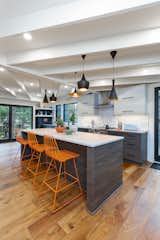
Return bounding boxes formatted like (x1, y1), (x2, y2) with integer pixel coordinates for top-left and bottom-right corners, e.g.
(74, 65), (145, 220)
(40, 136), (83, 212)
(26, 132), (48, 186)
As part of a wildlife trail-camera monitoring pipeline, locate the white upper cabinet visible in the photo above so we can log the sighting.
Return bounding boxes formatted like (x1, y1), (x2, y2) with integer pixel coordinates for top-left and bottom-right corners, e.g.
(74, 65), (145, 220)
(114, 84), (147, 115)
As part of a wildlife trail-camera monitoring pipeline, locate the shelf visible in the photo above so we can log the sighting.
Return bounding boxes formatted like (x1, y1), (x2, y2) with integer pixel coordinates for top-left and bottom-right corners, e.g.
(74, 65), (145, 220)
(36, 108), (53, 111)
(35, 115), (53, 117)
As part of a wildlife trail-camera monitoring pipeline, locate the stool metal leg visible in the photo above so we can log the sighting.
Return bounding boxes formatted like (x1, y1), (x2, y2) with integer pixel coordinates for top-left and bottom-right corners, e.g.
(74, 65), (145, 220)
(53, 162), (62, 210)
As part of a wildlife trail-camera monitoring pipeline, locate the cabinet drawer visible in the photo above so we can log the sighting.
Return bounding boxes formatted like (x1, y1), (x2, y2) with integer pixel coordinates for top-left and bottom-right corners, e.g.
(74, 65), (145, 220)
(125, 134), (139, 145)
(124, 150), (138, 161)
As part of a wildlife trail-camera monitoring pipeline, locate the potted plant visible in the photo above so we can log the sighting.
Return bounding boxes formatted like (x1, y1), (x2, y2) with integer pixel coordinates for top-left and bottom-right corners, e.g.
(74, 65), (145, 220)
(56, 115), (65, 133)
(69, 110), (77, 132)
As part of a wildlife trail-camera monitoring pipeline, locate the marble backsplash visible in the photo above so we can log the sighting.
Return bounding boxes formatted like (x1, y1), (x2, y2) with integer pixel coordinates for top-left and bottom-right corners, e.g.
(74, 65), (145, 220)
(78, 108), (149, 131)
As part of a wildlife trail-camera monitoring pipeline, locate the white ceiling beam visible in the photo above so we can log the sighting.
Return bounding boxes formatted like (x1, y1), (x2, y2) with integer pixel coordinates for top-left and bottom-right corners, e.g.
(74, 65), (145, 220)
(0, 0), (157, 38)
(6, 69), (32, 100)
(90, 77), (160, 88)
(7, 28), (160, 65)
(0, 86), (16, 96)
(53, 65), (160, 82)
(42, 57), (160, 76)
(2, 64), (71, 87)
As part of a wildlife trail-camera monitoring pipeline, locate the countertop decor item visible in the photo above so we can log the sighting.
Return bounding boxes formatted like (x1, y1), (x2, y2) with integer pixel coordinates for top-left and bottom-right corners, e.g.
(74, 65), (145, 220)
(56, 115), (65, 132)
(65, 129), (73, 135)
(109, 51), (118, 101)
(78, 55), (89, 92)
(56, 126), (66, 133)
(69, 110), (76, 125)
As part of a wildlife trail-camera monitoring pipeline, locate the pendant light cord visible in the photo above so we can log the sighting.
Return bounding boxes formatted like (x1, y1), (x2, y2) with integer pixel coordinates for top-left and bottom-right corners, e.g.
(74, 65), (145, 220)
(113, 55), (115, 80)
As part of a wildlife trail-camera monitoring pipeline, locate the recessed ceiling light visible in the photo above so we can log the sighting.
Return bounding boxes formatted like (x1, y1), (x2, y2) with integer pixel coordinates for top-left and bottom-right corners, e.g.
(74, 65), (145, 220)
(18, 89), (22, 92)
(23, 32), (32, 41)
(30, 82), (34, 86)
(0, 67), (5, 72)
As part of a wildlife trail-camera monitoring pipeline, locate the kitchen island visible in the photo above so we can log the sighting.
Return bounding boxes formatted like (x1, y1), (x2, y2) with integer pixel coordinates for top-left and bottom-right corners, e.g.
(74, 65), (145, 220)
(22, 128), (124, 213)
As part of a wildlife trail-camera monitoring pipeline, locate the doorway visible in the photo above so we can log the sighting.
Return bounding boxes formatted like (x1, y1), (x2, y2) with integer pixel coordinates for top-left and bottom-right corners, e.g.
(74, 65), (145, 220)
(0, 104), (33, 142)
(155, 87), (160, 161)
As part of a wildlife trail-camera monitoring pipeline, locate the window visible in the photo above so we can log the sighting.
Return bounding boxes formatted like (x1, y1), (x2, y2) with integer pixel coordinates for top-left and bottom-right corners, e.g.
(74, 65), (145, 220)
(56, 105), (62, 120)
(63, 103), (77, 123)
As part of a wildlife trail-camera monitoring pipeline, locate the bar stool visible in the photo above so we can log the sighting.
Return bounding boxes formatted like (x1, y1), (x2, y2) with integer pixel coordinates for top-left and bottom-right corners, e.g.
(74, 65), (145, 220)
(14, 136), (30, 171)
(40, 136), (83, 212)
(26, 132), (48, 186)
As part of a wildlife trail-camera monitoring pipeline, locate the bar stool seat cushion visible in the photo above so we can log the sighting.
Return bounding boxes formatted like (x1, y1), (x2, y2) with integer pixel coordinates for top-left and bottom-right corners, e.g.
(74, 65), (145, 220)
(46, 149), (79, 162)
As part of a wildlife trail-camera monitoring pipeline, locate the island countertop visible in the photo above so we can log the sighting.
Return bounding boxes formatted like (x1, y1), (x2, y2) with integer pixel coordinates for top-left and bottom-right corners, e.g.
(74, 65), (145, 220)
(23, 128), (123, 147)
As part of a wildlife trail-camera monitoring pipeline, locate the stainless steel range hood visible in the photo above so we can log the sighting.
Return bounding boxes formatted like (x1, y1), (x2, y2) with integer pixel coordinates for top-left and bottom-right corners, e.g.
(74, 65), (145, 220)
(94, 91), (113, 108)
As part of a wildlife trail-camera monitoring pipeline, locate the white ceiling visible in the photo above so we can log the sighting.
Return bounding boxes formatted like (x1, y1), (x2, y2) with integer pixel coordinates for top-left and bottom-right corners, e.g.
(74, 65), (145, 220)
(0, 3), (160, 54)
(0, 0), (73, 20)
(0, 1), (160, 102)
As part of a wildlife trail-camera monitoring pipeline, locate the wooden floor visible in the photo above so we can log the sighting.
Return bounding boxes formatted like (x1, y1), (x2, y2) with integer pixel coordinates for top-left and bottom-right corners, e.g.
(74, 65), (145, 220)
(0, 143), (160, 240)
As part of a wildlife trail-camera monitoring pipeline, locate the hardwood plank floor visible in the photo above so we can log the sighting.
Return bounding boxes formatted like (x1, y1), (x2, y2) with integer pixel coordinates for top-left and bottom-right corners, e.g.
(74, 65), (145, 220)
(0, 142), (160, 240)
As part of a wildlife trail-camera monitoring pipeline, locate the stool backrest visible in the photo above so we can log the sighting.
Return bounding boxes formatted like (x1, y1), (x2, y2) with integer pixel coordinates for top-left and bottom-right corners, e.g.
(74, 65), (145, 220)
(44, 135), (59, 152)
(27, 132), (38, 148)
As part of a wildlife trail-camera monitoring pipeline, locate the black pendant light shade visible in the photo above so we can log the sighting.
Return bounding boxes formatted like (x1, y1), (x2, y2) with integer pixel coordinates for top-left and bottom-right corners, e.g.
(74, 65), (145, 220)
(109, 50), (118, 101)
(50, 93), (57, 102)
(78, 55), (89, 92)
(109, 79), (118, 100)
(43, 89), (49, 104)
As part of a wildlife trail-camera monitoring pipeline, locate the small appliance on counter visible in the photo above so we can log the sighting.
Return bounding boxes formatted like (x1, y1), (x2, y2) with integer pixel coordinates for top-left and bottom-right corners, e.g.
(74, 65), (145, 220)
(122, 123), (138, 131)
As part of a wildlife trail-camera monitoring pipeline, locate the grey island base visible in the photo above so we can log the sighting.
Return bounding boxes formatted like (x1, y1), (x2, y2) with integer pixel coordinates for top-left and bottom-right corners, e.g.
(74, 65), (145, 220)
(22, 129), (124, 213)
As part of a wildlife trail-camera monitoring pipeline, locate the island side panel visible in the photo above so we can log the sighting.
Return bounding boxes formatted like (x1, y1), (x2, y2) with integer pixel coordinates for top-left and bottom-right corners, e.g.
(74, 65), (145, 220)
(87, 140), (123, 213)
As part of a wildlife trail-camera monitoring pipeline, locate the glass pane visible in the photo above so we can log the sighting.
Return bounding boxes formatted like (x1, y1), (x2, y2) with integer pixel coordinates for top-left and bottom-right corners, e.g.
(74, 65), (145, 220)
(12, 106), (32, 138)
(64, 103), (77, 123)
(158, 90), (160, 156)
(56, 105), (62, 120)
(0, 105), (9, 140)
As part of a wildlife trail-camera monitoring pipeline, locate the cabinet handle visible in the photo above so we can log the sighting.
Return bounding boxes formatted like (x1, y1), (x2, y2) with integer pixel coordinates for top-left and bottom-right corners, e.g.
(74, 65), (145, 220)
(122, 96), (134, 100)
(122, 110), (134, 113)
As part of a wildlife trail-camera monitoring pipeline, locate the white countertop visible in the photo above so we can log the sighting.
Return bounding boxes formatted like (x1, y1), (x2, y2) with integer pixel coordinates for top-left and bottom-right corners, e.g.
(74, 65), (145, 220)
(23, 128), (123, 147)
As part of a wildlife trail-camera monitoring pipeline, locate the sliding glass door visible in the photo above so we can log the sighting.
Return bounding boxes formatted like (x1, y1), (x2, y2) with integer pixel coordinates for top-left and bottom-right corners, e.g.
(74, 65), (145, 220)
(0, 104), (33, 142)
(0, 105), (10, 141)
(155, 87), (160, 161)
(11, 106), (33, 138)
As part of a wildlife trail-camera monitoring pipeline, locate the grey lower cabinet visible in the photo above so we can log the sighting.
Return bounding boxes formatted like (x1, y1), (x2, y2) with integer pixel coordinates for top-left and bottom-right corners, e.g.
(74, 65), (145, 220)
(108, 130), (147, 164)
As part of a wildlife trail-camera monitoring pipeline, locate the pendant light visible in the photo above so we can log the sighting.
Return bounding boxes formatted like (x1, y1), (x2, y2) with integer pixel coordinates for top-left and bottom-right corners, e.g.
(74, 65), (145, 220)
(43, 89), (49, 104)
(69, 88), (80, 98)
(109, 51), (118, 101)
(69, 72), (81, 98)
(50, 93), (57, 103)
(78, 55), (89, 92)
